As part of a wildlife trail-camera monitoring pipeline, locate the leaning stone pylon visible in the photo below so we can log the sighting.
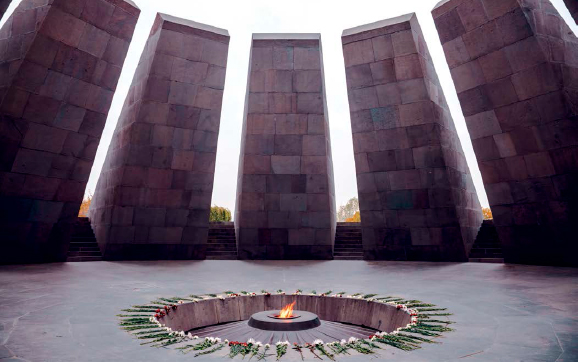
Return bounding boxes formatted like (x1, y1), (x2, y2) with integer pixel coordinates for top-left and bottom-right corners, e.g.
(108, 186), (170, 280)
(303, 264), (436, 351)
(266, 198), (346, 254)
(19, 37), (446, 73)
(235, 34), (336, 259)
(342, 14), (483, 261)
(0, 0), (139, 264)
(563, 0), (578, 24)
(433, 0), (578, 266)
(89, 14), (229, 260)
(0, 0), (11, 20)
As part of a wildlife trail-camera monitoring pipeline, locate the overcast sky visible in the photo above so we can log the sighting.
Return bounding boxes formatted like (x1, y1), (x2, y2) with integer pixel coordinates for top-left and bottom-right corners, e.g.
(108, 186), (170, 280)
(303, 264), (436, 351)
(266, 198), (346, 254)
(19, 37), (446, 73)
(4, 0), (577, 212)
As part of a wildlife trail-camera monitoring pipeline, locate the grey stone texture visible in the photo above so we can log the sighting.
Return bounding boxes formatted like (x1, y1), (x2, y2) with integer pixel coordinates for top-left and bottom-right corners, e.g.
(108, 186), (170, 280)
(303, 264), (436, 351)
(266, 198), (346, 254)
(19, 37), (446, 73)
(563, 0), (578, 24)
(1, 260), (577, 361)
(89, 14), (229, 260)
(235, 34), (336, 260)
(342, 14), (483, 261)
(0, 0), (139, 264)
(433, 0), (578, 267)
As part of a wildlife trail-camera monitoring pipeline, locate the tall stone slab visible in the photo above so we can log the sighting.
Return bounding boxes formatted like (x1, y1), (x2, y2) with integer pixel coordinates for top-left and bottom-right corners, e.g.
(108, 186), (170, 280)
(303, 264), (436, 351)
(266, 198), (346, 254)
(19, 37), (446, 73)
(0, 0), (11, 20)
(342, 14), (483, 261)
(0, 0), (139, 264)
(433, 0), (578, 266)
(235, 34), (336, 259)
(563, 0), (578, 24)
(89, 14), (229, 260)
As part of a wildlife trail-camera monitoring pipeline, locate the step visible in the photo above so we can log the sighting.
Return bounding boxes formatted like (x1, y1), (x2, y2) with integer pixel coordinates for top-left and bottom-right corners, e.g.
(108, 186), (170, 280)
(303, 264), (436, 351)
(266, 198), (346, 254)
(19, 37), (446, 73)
(334, 252), (364, 257)
(333, 256), (364, 260)
(70, 236), (97, 241)
(67, 251), (102, 257)
(469, 258), (504, 263)
(68, 247), (101, 252)
(470, 247), (502, 251)
(66, 256), (103, 262)
(472, 242), (501, 247)
(206, 255), (238, 260)
(69, 241), (99, 247)
(71, 233), (95, 238)
(207, 240), (237, 244)
(470, 253), (503, 258)
(206, 247), (238, 252)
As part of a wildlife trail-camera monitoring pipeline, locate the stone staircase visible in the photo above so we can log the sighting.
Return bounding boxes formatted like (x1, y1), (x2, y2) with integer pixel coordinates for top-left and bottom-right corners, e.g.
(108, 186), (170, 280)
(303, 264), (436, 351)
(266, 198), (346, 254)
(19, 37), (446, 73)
(469, 220), (504, 263)
(207, 222), (237, 260)
(334, 222), (363, 260)
(67, 218), (102, 262)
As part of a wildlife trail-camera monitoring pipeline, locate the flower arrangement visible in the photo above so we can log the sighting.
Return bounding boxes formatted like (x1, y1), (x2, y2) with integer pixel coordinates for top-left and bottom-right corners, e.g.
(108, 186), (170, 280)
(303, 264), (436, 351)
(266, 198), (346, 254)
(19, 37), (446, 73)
(118, 290), (454, 360)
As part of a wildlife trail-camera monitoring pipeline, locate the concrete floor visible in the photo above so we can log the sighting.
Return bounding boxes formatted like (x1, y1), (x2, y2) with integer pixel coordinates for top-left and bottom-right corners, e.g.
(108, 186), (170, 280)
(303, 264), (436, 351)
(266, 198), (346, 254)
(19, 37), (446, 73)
(0, 261), (577, 362)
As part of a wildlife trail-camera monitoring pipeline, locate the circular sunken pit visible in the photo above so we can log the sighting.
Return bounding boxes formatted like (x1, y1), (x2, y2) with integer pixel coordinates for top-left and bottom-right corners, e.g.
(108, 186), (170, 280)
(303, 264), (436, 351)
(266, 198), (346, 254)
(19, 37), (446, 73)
(119, 290), (454, 360)
(249, 310), (321, 331)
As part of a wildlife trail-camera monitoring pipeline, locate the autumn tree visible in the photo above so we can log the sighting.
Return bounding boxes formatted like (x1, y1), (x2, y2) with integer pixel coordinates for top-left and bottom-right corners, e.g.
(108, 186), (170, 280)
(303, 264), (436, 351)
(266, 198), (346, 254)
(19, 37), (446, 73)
(78, 193), (92, 217)
(337, 197), (359, 222)
(210, 206), (232, 222)
(345, 211), (361, 222)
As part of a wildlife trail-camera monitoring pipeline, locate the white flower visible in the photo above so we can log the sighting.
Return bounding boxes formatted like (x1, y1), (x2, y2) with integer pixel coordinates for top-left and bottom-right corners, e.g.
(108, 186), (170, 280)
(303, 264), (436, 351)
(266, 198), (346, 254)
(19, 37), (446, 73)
(248, 338), (256, 344)
(313, 339), (323, 345)
(256, 342), (263, 347)
(179, 331), (186, 337)
(215, 338), (221, 343)
(193, 335), (199, 339)
(348, 337), (357, 344)
(224, 339), (229, 344)
(187, 333), (193, 339)
(340, 339), (347, 346)
(265, 344), (271, 348)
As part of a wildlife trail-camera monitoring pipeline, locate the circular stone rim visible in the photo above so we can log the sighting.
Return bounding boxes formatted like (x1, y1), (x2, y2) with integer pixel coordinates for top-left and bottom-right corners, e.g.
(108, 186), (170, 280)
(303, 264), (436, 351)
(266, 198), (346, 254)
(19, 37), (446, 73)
(248, 310), (320, 331)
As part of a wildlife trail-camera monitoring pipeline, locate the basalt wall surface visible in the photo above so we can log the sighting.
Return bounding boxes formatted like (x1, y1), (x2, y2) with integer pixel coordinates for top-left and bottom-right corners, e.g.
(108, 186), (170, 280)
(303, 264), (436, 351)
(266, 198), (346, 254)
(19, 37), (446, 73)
(433, 0), (578, 266)
(0, 0), (139, 263)
(342, 14), (483, 261)
(89, 14), (229, 260)
(235, 34), (337, 259)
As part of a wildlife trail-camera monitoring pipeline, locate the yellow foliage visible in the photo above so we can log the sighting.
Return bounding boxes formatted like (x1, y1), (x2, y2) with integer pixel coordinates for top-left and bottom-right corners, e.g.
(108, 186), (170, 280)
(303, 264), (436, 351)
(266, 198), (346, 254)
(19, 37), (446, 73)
(345, 211), (361, 222)
(482, 207), (493, 220)
(78, 196), (92, 217)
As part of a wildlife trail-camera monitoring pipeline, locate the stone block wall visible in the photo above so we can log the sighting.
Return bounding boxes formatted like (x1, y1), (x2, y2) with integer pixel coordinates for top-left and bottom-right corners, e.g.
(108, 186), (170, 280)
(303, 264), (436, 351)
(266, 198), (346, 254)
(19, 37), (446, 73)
(235, 34), (336, 259)
(563, 0), (578, 24)
(433, 0), (578, 266)
(342, 14), (483, 261)
(0, 0), (139, 264)
(89, 14), (229, 260)
(0, 0), (11, 20)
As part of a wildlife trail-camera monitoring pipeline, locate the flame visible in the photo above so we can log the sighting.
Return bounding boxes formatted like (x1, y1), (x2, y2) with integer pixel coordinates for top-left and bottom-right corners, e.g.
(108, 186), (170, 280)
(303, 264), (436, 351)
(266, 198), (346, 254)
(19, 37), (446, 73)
(278, 301), (296, 318)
